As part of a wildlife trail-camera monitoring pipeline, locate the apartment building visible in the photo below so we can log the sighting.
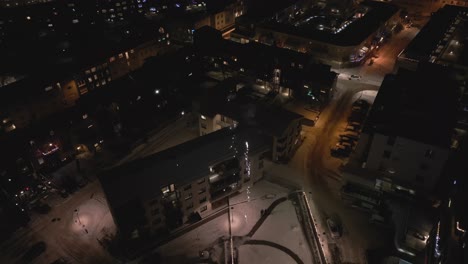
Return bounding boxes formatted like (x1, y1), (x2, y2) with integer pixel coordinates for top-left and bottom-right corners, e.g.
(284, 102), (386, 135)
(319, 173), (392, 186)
(342, 64), (457, 198)
(396, 4), (468, 131)
(232, 0), (400, 68)
(197, 78), (304, 162)
(99, 126), (269, 240)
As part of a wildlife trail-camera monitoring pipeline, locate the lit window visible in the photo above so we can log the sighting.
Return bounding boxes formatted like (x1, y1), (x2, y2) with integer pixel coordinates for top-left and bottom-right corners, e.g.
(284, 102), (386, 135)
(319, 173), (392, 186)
(44, 86), (53, 92)
(109, 57), (115, 62)
(161, 186), (169, 194)
(91, 67), (96, 72)
(118, 53), (124, 58)
(201, 115), (206, 120)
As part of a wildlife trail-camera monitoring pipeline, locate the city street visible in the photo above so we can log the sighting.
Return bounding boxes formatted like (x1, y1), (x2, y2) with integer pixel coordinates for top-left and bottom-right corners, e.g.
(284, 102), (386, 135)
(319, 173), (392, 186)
(0, 180), (115, 264)
(0, 114), (200, 264)
(276, 24), (423, 264)
(334, 26), (420, 87)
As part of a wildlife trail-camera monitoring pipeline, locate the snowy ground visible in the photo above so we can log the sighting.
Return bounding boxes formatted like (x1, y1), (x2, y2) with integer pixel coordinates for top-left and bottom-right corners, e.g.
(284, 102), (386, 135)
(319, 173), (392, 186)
(239, 201), (313, 264)
(156, 180), (313, 264)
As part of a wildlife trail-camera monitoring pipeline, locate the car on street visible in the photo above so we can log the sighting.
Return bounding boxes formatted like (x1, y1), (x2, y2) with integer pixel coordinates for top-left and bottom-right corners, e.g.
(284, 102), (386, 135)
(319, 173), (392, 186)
(331, 144), (352, 157)
(349, 121), (361, 127)
(348, 74), (361, 80)
(345, 125), (360, 132)
(327, 219), (341, 238)
(353, 99), (370, 108)
(413, 232), (427, 241)
(340, 132), (359, 141)
(339, 136), (355, 145)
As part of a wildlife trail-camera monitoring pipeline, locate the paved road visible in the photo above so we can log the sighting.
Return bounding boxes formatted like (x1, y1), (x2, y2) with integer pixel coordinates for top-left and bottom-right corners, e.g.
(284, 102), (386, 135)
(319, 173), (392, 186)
(0, 181), (115, 264)
(281, 25), (423, 264)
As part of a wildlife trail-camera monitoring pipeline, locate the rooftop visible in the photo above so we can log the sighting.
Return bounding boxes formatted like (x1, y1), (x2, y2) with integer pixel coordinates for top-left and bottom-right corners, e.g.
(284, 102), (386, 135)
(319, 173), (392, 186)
(199, 78), (304, 137)
(399, 5), (468, 67)
(99, 126), (270, 208)
(363, 63), (458, 148)
(258, 0), (399, 46)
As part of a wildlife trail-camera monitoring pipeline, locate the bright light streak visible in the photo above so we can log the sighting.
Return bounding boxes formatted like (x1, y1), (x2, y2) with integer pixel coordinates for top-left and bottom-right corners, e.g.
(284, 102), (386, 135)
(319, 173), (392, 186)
(457, 221), (466, 233)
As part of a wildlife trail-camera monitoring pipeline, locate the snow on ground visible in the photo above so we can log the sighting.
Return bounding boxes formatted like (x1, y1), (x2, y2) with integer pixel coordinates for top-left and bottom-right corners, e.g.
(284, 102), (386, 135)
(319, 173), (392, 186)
(156, 180), (304, 263)
(239, 201), (313, 264)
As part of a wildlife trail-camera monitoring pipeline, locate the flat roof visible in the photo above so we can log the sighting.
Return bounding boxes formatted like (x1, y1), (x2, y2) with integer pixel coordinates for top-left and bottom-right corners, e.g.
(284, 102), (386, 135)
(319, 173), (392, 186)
(363, 63), (457, 148)
(99, 126), (270, 208)
(258, 1), (399, 46)
(400, 5), (468, 66)
(199, 78), (304, 137)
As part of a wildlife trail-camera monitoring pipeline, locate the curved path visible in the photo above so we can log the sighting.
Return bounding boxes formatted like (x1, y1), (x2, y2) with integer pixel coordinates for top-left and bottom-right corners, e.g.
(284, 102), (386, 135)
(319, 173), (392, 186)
(242, 239), (304, 264)
(246, 197), (287, 237)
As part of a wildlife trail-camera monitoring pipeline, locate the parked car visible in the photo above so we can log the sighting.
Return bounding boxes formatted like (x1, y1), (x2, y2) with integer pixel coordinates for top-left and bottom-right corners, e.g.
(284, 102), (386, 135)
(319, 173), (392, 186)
(339, 136), (355, 145)
(327, 219), (341, 238)
(349, 121), (361, 127)
(345, 125), (360, 132)
(413, 232), (427, 241)
(353, 99), (370, 108)
(340, 132), (359, 141)
(349, 74), (361, 80)
(331, 145), (351, 157)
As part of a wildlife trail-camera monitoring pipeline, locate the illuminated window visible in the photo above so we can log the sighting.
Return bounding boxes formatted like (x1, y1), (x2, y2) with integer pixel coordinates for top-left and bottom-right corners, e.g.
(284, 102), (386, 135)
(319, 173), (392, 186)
(109, 57), (115, 62)
(118, 53), (124, 58)
(91, 67), (96, 73)
(161, 186), (169, 194)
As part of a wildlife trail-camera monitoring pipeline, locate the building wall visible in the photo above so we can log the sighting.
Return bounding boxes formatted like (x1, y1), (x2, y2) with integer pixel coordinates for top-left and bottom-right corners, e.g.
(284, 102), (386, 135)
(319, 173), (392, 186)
(365, 133), (449, 191)
(199, 113), (237, 136)
(60, 79), (80, 107)
(272, 120), (302, 162)
(142, 150), (265, 234)
(244, 8), (400, 68)
(0, 38), (173, 133)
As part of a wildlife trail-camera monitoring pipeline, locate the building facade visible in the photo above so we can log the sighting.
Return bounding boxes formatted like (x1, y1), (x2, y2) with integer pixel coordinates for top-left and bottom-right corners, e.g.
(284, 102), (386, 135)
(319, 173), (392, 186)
(231, 1), (400, 68)
(100, 127), (269, 240)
